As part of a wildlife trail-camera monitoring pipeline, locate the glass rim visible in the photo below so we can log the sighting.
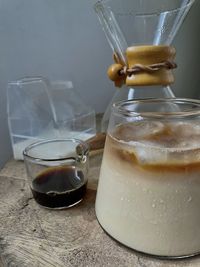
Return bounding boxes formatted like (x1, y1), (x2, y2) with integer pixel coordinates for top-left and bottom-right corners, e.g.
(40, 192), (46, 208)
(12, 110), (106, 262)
(23, 138), (89, 162)
(94, 0), (195, 15)
(112, 98), (200, 119)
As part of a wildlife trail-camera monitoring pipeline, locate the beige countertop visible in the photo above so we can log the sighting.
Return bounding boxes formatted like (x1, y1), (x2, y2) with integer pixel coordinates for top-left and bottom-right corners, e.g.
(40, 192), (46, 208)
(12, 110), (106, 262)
(1, 153), (200, 267)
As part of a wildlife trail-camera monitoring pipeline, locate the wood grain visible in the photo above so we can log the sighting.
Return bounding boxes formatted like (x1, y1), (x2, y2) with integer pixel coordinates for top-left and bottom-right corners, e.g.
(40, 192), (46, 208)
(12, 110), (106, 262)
(1, 155), (200, 267)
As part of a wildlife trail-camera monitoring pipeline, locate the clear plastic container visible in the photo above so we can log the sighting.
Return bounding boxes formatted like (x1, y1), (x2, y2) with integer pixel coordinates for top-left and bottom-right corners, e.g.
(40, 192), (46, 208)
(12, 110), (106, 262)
(7, 77), (96, 160)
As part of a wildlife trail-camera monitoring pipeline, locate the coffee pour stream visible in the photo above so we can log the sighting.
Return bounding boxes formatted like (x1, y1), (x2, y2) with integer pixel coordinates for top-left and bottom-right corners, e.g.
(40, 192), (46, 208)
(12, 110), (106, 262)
(94, 0), (195, 131)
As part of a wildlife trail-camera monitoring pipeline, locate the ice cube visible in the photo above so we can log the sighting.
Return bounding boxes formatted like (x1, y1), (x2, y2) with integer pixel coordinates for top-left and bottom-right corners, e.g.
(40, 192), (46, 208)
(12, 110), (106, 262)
(113, 121), (200, 166)
(115, 121), (165, 142)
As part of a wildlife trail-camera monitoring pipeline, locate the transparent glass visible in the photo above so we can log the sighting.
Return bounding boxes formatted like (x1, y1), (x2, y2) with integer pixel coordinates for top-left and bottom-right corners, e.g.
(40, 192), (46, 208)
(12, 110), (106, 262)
(23, 139), (89, 209)
(94, 0), (195, 131)
(7, 77), (96, 160)
(101, 85), (174, 131)
(96, 98), (200, 258)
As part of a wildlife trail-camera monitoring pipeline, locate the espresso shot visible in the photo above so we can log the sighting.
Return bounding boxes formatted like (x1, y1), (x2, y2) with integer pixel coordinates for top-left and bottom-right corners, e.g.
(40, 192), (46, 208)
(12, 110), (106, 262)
(23, 139), (89, 209)
(31, 166), (87, 208)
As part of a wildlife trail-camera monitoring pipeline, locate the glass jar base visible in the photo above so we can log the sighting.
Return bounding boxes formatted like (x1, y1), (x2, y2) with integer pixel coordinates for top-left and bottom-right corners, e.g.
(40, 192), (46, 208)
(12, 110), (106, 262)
(96, 217), (200, 260)
(35, 198), (83, 210)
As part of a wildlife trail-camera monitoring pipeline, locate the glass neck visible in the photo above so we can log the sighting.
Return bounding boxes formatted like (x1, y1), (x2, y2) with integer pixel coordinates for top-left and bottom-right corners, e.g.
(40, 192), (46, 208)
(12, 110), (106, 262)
(94, 0), (195, 64)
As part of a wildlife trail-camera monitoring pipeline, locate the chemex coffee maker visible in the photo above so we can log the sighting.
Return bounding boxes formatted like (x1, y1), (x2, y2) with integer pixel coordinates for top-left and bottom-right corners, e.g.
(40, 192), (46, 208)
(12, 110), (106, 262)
(94, 0), (195, 131)
(94, 0), (198, 259)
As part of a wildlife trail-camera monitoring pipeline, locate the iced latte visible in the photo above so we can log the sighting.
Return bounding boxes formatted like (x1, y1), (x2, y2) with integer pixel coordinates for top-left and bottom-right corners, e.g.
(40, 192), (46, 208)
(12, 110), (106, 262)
(95, 99), (200, 258)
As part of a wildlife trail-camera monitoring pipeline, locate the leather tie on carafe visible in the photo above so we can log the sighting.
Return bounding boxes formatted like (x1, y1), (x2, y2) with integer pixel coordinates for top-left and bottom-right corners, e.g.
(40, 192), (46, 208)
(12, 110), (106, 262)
(107, 45), (177, 87)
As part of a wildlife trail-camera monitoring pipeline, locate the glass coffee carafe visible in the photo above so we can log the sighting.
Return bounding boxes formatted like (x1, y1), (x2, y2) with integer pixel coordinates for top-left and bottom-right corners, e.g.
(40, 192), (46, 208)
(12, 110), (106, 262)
(96, 98), (200, 258)
(94, 0), (195, 131)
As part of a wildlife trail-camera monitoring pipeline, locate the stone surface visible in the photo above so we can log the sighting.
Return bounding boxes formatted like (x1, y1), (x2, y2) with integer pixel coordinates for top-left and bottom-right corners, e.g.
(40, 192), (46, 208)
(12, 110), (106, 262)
(1, 154), (200, 266)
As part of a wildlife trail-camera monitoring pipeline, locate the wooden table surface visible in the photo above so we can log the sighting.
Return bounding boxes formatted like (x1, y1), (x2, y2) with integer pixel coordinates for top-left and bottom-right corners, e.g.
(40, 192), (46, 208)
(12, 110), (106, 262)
(1, 153), (200, 267)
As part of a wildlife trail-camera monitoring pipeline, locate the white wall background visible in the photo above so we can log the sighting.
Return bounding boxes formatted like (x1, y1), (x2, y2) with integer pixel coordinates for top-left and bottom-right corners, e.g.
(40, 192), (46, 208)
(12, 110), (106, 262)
(0, 0), (200, 167)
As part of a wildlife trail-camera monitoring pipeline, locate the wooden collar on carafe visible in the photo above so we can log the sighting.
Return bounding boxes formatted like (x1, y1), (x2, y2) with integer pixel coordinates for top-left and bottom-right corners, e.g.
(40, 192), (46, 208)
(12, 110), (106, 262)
(107, 45), (177, 87)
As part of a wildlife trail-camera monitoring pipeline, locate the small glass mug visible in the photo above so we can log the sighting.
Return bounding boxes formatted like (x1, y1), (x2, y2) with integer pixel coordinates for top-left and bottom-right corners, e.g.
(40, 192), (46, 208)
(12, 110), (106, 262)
(23, 139), (89, 209)
(96, 98), (200, 259)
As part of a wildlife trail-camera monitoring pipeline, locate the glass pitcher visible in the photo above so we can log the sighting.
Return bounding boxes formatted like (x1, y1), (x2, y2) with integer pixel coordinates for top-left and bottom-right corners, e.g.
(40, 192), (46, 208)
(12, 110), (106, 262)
(96, 98), (200, 258)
